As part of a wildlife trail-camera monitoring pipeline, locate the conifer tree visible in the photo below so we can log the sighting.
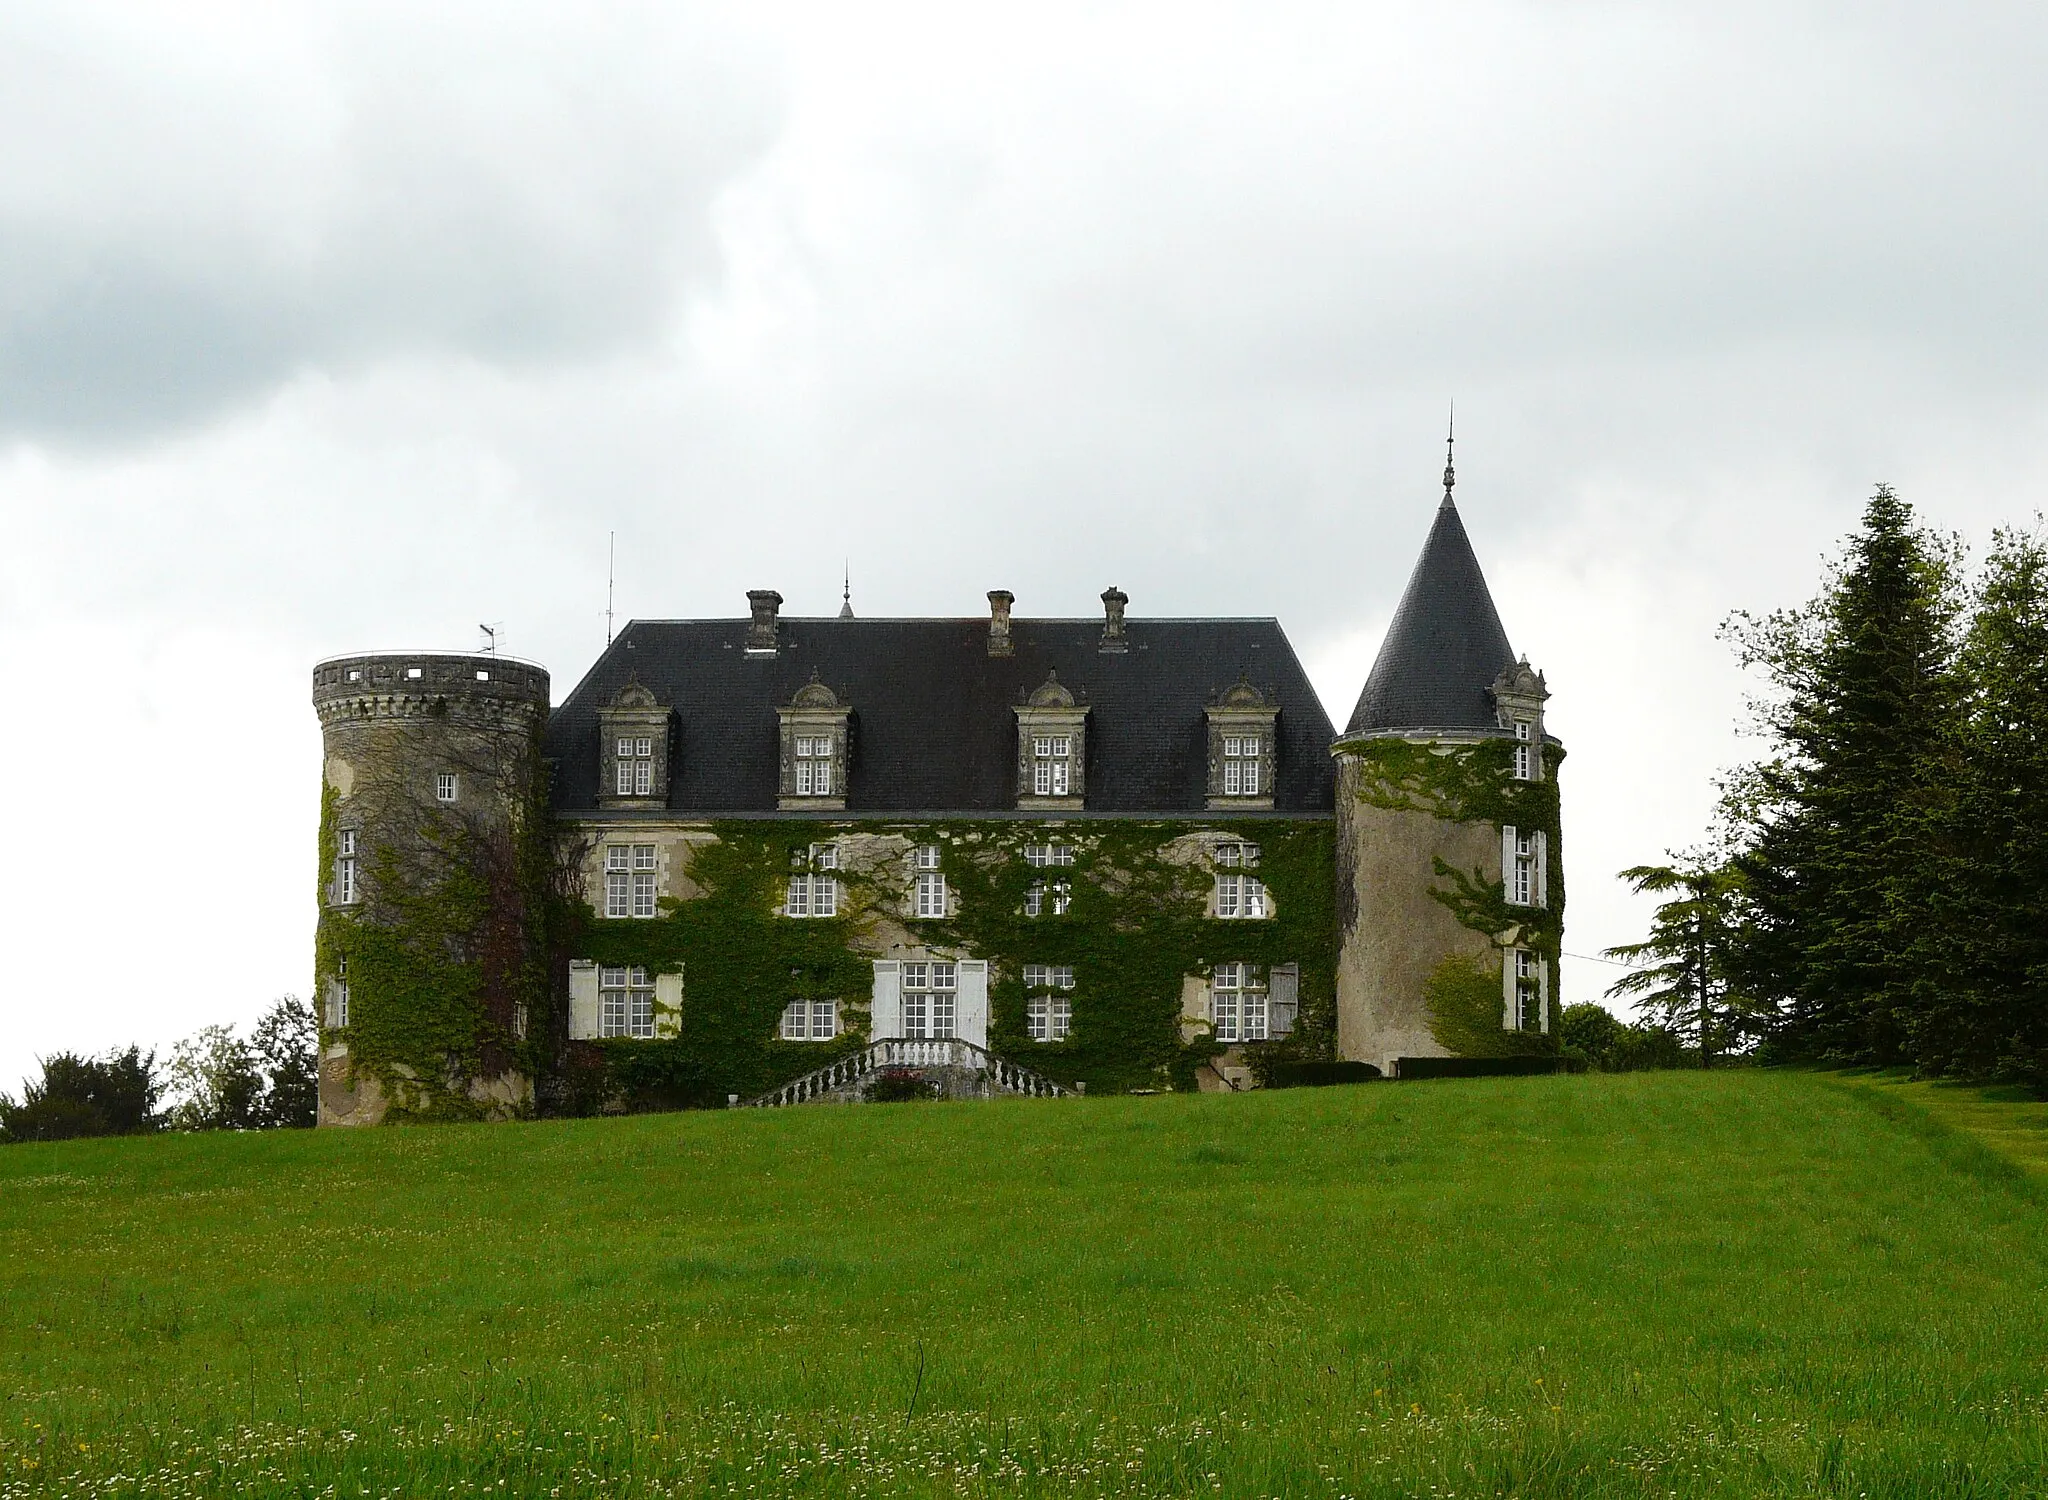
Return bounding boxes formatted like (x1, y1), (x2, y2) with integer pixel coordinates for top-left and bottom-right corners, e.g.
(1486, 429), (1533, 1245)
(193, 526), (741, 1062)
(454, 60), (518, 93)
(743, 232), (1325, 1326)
(1603, 858), (1759, 1063)
(1912, 525), (2048, 1083)
(1721, 486), (1962, 1063)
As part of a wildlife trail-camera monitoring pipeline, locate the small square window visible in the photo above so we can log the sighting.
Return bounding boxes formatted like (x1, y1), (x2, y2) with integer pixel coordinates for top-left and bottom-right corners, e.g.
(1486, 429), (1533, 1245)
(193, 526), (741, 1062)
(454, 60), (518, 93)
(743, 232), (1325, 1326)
(435, 772), (458, 802)
(406, 666), (423, 680)
(476, 669), (491, 681)
(345, 668), (361, 683)
(914, 844), (941, 871)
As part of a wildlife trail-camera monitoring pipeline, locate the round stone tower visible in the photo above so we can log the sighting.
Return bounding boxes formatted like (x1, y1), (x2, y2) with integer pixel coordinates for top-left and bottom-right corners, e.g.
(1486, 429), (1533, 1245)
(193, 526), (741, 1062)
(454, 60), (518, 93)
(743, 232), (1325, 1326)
(1331, 445), (1563, 1076)
(311, 652), (552, 1125)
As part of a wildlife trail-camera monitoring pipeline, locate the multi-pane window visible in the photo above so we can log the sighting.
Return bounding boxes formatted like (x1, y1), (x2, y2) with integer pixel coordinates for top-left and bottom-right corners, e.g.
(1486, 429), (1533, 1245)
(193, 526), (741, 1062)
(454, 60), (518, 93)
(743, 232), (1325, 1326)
(786, 844), (840, 918)
(605, 844), (658, 918)
(1023, 964), (1075, 1041)
(328, 954), (350, 1028)
(599, 966), (655, 1039)
(1211, 962), (1268, 1043)
(1511, 830), (1537, 906)
(1512, 950), (1544, 1031)
(1214, 842), (1267, 919)
(1023, 880), (1073, 917)
(616, 736), (654, 796)
(1024, 843), (1076, 868)
(512, 1001), (527, 1040)
(912, 845), (946, 918)
(1221, 735), (1263, 796)
(794, 735), (835, 797)
(1511, 721), (1535, 781)
(336, 829), (358, 905)
(900, 962), (957, 1039)
(435, 771), (459, 803)
(780, 998), (840, 1041)
(1031, 735), (1073, 796)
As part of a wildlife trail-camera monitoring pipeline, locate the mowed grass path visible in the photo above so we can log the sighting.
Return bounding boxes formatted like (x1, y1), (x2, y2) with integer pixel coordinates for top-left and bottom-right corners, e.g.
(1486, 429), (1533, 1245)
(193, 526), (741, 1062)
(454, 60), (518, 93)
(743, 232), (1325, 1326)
(5, 1072), (2047, 1498)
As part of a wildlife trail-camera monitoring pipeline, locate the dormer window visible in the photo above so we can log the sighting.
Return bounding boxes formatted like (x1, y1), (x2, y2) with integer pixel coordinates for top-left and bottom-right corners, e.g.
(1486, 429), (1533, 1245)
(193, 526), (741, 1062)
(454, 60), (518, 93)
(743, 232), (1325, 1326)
(794, 735), (836, 796)
(1511, 721), (1535, 781)
(1015, 672), (1087, 809)
(1205, 676), (1277, 809)
(1030, 735), (1073, 797)
(1214, 842), (1267, 919)
(615, 736), (654, 796)
(1221, 736), (1262, 796)
(779, 674), (851, 810)
(598, 680), (670, 808)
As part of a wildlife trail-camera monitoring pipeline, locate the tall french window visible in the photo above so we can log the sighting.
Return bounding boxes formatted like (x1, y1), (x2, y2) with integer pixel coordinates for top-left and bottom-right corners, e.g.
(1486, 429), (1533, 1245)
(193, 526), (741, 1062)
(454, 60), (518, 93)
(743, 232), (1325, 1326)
(1513, 950), (1544, 1031)
(599, 967), (655, 1038)
(786, 843), (840, 918)
(329, 954), (350, 1028)
(1214, 842), (1267, 918)
(912, 845), (947, 918)
(605, 845), (658, 918)
(1023, 964), (1075, 1041)
(1504, 826), (1545, 907)
(1211, 963), (1268, 1043)
(336, 829), (358, 905)
(900, 962), (957, 1039)
(616, 736), (654, 796)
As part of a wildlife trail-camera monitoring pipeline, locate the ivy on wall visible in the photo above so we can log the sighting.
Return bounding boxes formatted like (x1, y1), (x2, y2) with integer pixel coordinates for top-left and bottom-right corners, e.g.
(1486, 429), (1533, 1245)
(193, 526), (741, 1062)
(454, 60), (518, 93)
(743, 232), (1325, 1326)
(560, 818), (1339, 1111)
(1351, 735), (1566, 1058)
(313, 740), (555, 1122)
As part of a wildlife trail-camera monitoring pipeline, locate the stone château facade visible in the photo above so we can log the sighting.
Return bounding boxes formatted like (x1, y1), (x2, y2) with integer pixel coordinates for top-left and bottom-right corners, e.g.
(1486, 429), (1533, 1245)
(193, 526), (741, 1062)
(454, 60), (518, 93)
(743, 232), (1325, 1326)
(310, 457), (1562, 1124)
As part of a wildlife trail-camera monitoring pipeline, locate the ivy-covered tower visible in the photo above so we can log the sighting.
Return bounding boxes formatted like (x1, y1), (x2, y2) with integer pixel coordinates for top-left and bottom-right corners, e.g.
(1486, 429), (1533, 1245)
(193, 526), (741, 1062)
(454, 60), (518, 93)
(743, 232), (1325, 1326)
(1330, 439), (1563, 1075)
(311, 652), (553, 1124)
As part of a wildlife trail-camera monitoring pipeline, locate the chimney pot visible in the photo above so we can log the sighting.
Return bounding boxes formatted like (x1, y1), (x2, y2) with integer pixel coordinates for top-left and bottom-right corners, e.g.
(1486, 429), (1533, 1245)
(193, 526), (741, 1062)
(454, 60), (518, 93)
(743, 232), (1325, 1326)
(746, 590), (783, 653)
(1100, 587), (1129, 652)
(987, 590), (1015, 656)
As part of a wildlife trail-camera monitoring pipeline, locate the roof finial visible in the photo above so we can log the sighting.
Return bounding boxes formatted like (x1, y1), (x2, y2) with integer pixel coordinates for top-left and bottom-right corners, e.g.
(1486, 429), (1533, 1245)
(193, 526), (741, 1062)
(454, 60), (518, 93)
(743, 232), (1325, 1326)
(838, 561), (854, 619)
(1441, 401), (1456, 508)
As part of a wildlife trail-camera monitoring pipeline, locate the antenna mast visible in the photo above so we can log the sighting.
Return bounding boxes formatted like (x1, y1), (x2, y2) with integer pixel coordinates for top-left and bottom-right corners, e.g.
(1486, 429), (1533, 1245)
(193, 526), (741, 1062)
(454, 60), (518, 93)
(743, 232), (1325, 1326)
(605, 531), (615, 647)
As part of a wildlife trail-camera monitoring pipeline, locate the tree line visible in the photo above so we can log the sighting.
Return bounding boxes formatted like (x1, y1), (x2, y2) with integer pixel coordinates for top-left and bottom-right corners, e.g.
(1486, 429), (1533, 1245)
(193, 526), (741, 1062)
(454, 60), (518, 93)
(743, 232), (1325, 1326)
(0, 996), (317, 1142)
(1590, 487), (2048, 1085)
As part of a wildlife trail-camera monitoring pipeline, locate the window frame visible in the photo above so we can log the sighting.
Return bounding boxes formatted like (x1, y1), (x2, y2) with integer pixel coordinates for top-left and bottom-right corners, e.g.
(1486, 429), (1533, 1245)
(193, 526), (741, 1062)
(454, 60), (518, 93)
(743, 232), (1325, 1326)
(900, 961), (958, 1039)
(599, 965), (655, 1039)
(336, 828), (359, 906)
(1211, 962), (1269, 1044)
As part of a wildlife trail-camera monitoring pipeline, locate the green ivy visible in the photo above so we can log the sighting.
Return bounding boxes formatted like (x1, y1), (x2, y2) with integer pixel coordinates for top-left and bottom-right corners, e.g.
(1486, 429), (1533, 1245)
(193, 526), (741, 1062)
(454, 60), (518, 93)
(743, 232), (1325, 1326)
(563, 818), (1338, 1110)
(1350, 735), (1567, 1056)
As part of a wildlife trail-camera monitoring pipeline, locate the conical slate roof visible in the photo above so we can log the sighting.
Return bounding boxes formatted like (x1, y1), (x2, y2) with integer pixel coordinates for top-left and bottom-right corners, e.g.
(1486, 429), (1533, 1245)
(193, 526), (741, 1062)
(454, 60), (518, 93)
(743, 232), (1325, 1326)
(1344, 495), (1516, 736)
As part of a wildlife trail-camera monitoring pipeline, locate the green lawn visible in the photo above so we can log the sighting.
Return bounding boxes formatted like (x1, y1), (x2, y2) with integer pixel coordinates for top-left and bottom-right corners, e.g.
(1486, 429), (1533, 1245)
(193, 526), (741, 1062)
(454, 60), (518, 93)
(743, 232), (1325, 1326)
(5, 1071), (2047, 1498)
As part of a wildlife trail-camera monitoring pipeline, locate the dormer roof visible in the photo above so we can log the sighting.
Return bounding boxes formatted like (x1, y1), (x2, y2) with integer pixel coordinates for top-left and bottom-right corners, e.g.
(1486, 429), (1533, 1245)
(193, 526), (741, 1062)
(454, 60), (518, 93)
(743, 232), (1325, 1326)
(1344, 496), (1517, 736)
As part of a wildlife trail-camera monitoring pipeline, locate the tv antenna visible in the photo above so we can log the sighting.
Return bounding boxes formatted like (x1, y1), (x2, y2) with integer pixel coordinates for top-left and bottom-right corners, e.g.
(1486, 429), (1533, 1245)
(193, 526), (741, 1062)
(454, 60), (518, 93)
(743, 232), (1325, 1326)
(478, 622), (502, 654)
(605, 530), (616, 647)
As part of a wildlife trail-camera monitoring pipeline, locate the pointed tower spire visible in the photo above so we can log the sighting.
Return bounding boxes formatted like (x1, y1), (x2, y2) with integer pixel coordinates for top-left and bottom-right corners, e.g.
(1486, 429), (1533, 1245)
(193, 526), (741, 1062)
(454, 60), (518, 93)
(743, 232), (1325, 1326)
(838, 562), (854, 619)
(1441, 402), (1456, 508)
(1343, 428), (1516, 736)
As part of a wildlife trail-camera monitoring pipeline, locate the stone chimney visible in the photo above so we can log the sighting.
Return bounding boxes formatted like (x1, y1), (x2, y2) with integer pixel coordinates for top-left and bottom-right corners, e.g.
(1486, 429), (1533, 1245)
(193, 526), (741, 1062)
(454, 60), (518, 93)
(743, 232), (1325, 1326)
(987, 590), (1015, 656)
(745, 590), (783, 654)
(1099, 587), (1129, 653)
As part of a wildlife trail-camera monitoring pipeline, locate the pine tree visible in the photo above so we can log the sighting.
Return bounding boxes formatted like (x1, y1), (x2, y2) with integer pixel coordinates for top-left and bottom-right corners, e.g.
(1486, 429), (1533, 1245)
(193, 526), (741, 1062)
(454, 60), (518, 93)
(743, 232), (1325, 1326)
(1912, 525), (2048, 1083)
(1603, 858), (1760, 1063)
(1721, 486), (1962, 1063)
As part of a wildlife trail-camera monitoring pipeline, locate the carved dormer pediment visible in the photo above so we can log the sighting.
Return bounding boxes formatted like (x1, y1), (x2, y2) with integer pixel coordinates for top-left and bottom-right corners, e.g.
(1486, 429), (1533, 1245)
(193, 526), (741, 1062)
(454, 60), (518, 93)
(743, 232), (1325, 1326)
(1205, 673), (1278, 808)
(777, 671), (851, 810)
(598, 674), (672, 807)
(1015, 671), (1087, 808)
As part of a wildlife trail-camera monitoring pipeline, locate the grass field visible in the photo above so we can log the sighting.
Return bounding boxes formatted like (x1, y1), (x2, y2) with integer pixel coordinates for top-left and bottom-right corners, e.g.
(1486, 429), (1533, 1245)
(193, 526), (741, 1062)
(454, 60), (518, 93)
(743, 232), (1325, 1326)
(5, 1070), (2048, 1498)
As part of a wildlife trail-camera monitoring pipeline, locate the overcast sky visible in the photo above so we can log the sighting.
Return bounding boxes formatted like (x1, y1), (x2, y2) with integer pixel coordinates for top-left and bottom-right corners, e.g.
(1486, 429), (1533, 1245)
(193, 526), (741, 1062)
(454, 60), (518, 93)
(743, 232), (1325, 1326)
(4, 1), (2045, 1092)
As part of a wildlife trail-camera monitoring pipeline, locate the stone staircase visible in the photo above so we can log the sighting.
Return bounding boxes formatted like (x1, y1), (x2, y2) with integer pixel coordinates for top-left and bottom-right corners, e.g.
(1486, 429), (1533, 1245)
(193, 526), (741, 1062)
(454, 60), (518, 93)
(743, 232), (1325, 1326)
(744, 1037), (1072, 1107)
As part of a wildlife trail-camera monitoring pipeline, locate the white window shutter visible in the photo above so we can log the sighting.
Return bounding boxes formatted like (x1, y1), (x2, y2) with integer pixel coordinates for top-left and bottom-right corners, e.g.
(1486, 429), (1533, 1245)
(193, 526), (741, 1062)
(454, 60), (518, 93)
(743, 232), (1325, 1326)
(654, 970), (684, 1039)
(1539, 957), (1551, 1034)
(955, 959), (990, 1049)
(870, 960), (902, 1040)
(1534, 831), (1550, 908)
(1501, 825), (1518, 900)
(1502, 950), (1517, 1029)
(568, 960), (600, 1040)
(1268, 963), (1299, 1037)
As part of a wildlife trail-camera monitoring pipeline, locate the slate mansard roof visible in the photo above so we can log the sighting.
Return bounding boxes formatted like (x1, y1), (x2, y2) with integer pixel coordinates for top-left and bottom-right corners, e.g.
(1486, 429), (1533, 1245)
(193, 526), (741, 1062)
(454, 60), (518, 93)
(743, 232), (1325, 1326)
(1344, 496), (1518, 737)
(548, 616), (1340, 816)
